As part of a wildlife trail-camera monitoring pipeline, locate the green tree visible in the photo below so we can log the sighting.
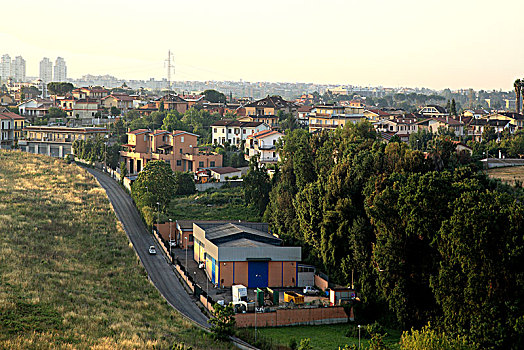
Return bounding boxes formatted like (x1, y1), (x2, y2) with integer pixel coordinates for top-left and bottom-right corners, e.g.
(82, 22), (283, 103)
(432, 190), (524, 348)
(450, 99), (457, 116)
(119, 161), (127, 184)
(209, 303), (236, 341)
(243, 156), (271, 216)
(400, 323), (476, 350)
(482, 125), (497, 142)
(47, 107), (67, 120)
(131, 160), (176, 210)
(110, 106), (121, 116)
(47, 82), (74, 95)
(202, 89), (226, 103)
(173, 171), (195, 195)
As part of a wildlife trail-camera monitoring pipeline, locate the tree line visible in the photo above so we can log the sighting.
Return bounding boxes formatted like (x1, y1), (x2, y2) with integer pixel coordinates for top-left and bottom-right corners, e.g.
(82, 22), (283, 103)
(244, 121), (523, 348)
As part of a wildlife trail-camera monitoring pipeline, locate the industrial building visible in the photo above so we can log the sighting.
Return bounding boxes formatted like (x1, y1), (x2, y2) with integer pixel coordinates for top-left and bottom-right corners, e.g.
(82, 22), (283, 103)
(192, 222), (301, 288)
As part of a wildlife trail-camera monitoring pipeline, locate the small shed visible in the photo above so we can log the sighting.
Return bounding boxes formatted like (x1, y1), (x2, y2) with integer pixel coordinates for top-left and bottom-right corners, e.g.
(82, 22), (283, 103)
(210, 166), (242, 182)
(329, 288), (356, 306)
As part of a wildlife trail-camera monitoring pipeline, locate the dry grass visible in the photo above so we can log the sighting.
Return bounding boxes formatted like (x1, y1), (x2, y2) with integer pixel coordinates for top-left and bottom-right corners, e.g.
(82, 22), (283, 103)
(0, 150), (229, 349)
(486, 165), (524, 186)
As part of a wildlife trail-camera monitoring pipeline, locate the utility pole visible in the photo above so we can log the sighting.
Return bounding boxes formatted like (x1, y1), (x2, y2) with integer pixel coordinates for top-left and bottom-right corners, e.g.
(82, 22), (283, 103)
(164, 50), (174, 91)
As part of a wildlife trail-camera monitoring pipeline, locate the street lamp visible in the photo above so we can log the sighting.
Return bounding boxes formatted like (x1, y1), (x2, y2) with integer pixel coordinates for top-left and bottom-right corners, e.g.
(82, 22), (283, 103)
(169, 218), (172, 261)
(184, 236), (188, 271)
(254, 274), (261, 342)
(358, 325), (361, 349)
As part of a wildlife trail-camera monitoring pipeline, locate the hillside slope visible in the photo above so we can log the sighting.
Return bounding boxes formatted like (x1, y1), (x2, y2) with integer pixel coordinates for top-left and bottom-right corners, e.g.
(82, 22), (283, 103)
(0, 151), (225, 349)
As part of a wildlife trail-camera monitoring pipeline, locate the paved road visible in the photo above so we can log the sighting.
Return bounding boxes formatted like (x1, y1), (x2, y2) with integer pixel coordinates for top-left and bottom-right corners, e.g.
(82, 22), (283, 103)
(85, 168), (209, 328)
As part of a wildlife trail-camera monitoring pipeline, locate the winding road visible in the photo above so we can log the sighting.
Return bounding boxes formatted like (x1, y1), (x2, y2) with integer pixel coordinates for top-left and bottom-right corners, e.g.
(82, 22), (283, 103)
(85, 167), (210, 328)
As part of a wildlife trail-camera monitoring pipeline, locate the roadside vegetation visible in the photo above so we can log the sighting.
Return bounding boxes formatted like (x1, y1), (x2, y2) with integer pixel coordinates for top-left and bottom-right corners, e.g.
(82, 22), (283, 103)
(0, 150), (229, 349)
(168, 186), (261, 222)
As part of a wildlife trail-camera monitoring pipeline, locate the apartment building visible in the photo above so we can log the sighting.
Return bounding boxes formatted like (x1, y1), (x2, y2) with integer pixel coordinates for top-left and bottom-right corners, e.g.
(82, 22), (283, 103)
(120, 129), (222, 175)
(19, 126), (108, 157)
(244, 129), (283, 163)
(373, 117), (419, 142)
(211, 120), (269, 146)
(308, 105), (365, 132)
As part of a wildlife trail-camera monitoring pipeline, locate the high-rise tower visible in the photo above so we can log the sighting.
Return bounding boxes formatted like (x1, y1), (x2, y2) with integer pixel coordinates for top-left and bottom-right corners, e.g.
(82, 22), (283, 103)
(54, 57), (67, 82)
(39, 57), (53, 83)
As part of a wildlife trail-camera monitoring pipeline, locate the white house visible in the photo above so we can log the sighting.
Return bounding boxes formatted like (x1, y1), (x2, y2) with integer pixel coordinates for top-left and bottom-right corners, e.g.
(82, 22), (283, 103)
(0, 113), (14, 149)
(245, 129), (283, 163)
(416, 117), (464, 137)
(210, 167), (242, 182)
(372, 117), (418, 142)
(211, 120), (269, 146)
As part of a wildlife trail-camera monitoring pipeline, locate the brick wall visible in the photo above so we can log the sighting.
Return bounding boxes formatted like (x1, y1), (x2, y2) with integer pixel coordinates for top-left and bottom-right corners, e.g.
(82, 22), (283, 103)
(315, 274), (329, 291)
(234, 306), (348, 328)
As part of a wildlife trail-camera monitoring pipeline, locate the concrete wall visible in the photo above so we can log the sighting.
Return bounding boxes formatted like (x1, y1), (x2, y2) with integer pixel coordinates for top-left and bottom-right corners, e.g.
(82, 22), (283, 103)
(315, 274), (329, 291)
(234, 306), (348, 328)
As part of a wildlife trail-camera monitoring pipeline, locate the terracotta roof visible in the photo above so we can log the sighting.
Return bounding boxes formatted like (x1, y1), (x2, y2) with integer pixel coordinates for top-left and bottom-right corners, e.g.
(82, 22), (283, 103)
(298, 105), (313, 113)
(129, 129), (150, 135)
(249, 129), (282, 139)
(211, 119), (264, 127)
(211, 167), (241, 175)
(245, 95), (296, 109)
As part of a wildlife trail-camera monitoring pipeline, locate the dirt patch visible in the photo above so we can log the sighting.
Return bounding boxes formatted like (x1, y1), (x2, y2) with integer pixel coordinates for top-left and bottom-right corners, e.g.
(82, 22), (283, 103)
(486, 166), (524, 186)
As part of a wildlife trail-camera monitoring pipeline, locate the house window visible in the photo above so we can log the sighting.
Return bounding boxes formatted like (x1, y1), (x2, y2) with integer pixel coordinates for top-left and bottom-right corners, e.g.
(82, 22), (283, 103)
(199, 161), (204, 168)
(228, 129), (231, 133)
(176, 160), (181, 166)
(243, 129), (246, 134)
(181, 136), (184, 143)
(179, 148), (183, 154)
(210, 161), (215, 167)
(214, 128), (217, 133)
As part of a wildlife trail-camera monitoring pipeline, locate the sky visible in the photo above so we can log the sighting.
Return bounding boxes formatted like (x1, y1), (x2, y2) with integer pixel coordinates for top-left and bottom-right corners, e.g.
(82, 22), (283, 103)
(1, 0), (524, 91)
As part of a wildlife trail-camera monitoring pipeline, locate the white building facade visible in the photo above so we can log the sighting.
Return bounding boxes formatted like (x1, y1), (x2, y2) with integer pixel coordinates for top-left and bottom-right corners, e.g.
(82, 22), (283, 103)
(39, 58), (53, 83)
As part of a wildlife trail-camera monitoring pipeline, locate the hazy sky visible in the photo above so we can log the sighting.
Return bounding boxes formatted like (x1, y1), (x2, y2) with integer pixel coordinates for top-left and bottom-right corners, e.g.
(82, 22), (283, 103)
(1, 0), (524, 90)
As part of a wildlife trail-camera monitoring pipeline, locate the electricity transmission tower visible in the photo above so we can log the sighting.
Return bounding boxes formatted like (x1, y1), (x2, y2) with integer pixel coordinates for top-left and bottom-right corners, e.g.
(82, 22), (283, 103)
(164, 50), (174, 91)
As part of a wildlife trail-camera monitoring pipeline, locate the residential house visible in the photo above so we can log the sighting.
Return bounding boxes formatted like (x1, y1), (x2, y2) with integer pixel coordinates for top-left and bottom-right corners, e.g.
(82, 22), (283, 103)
(244, 95), (298, 117)
(308, 104), (365, 132)
(72, 87), (109, 102)
(154, 94), (189, 114)
(0, 108), (25, 141)
(238, 114), (280, 128)
(210, 167), (242, 182)
(0, 113), (14, 149)
(102, 94), (134, 114)
(192, 222), (301, 288)
(372, 116), (418, 142)
(17, 98), (52, 120)
(120, 129), (222, 175)
(297, 105), (313, 126)
(0, 93), (14, 106)
(418, 105), (448, 118)
(211, 120), (269, 146)
(364, 108), (391, 122)
(244, 129), (283, 163)
(19, 126), (108, 157)
(57, 98), (76, 117)
(72, 99), (100, 125)
(416, 117), (464, 137)
(463, 109), (489, 119)
(491, 112), (524, 129)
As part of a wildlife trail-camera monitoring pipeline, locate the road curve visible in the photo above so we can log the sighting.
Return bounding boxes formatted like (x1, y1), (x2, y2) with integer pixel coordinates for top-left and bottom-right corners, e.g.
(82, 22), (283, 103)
(84, 167), (210, 328)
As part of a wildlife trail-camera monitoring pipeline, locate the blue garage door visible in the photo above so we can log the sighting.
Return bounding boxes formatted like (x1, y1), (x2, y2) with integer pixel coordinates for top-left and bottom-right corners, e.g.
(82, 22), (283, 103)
(248, 261), (268, 288)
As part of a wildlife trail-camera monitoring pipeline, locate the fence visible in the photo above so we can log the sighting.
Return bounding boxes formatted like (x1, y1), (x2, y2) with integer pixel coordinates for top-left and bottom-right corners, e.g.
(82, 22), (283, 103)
(234, 306), (348, 328)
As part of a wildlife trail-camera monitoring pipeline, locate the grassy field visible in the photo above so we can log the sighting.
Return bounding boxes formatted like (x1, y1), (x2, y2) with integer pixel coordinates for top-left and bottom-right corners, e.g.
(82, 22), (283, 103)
(254, 323), (401, 350)
(486, 165), (524, 186)
(167, 186), (261, 222)
(0, 150), (229, 349)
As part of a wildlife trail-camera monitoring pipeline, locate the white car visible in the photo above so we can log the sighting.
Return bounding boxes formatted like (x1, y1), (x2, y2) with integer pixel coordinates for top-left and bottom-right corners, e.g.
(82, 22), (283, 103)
(148, 246), (157, 255)
(169, 240), (177, 248)
(303, 286), (319, 295)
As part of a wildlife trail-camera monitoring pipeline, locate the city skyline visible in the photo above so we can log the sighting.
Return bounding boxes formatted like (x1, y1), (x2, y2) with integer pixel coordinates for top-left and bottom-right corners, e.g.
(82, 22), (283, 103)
(1, 0), (524, 91)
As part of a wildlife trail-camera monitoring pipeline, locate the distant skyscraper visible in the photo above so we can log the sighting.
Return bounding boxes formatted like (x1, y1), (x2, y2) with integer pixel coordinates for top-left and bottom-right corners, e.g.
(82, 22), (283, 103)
(12, 56), (26, 82)
(54, 57), (67, 82)
(39, 57), (53, 83)
(0, 54), (12, 81)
